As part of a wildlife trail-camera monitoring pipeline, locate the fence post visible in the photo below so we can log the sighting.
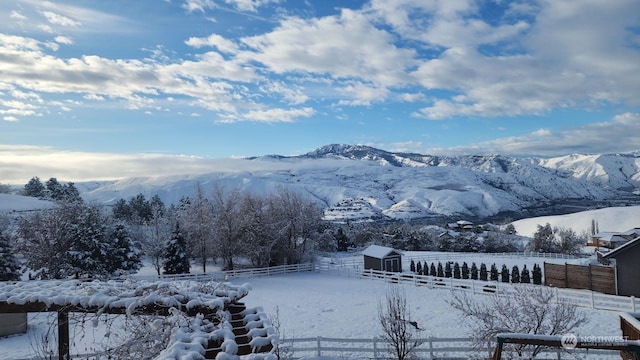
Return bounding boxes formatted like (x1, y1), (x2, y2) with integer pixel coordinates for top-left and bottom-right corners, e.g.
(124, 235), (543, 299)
(317, 336), (321, 357)
(429, 336), (434, 359)
(373, 337), (378, 360)
(590, 290), (595, 309)
(632, 296), (636, 312)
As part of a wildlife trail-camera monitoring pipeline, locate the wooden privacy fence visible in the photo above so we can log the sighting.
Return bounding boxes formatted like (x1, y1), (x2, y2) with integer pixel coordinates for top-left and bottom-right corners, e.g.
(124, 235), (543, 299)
(544, 262), (616, 294)
(279, 336), (619, 359)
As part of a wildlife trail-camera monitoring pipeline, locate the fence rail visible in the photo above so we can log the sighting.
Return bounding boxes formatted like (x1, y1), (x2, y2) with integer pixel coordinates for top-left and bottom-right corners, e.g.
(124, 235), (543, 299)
(279, 336), (620, 359)
(353, 268), (640, 313)
(131, 262), (314, 282)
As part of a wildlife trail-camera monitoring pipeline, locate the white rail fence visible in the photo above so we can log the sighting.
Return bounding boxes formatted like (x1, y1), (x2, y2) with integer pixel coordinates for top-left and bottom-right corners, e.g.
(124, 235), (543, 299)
(320, 251), (585, 271)
(279, 336), (619, 359)
(131, 262), (314, 282)
(351, 268), (639, 313)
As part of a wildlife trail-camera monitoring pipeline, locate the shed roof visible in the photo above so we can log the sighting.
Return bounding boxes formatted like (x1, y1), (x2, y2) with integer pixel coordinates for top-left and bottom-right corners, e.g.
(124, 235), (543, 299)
(362, 245), (402, 259)
(603, 235), (640, 259)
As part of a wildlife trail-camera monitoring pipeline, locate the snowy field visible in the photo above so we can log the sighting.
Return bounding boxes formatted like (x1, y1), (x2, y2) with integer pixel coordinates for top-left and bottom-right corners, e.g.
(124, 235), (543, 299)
(0, 269), (625, 359)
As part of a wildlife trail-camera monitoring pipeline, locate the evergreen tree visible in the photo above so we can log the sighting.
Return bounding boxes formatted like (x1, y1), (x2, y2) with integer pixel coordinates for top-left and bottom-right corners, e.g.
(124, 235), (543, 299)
(532, 264), (543, 285)
(23, 176), (45, 198)
(415, 261), (422, 275)
(430, 262), (437, 277)
(444, 262), (452, 278)
(521, 265), (531, 284)
(479, 263), (488, 281)
(461, 262), (470, 279)
(423, 261), (428, 276)
(106, 224), (142, 275)
(470, 262), (478, 280)
(46, 177), (63, 200)
(67, 204), (109, 278)
(437, 262), (444, 277)
(453, 262), (461, 279)
(501, 264), (510, 283)
(335, 228), (351, 252)
(490, 263), (499, 281)
(112, 198), (132, 221)
(410, 260), (416, 273)
(163, 223), (190, 274)
(511, 265), (520, 283)
(0, 231), (20, 281)
(61, 182), (82, 203)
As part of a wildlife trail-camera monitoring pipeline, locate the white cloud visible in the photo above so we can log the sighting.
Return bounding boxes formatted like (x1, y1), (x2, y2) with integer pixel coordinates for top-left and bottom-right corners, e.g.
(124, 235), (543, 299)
(54, 36), (74, 45)
(427, 113), (640, 156)
(240, 9), (416, 88)
(238, 106), (315, 123)
(42, 11), (81, 27)
(3, 116), (18, 122)
(185, 33), (240, 54)
(10, 10), (27, 21)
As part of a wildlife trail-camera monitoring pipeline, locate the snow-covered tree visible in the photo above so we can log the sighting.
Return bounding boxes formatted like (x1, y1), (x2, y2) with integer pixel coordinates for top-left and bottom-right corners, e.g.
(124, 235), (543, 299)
(163, 223), (190, 275)
(180, 183), (213, 272)
(479, 263), (488, 281)
(501, 264), (510, 283)
(490, 263), (499, 281)
(106, 223), (141, 275)
(532, 263), (543, 285)
(445, 262), (452, 278)
(453, 262), (461, 279)
(415, 261), (422, 275)
(528, 223), (556, 253)
(410, 260), (416, 273)
(511, 265), (520, 283)
(67, 203), (110, 278)
(0, 230), (20, 281)
(461, 262), (470, 279)
(470, 262), (478, 280)
(23, 176), (45, 198)
(437, 262), (444, 277)
(449, 286), (588, 358)
(521, 265), (531, 283)
(211, 185), (246, 270)
(378, 287), (422, 360)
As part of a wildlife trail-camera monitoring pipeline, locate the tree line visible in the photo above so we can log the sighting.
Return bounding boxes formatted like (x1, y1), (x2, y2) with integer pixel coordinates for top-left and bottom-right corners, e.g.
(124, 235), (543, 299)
(409, 260), (543, 284)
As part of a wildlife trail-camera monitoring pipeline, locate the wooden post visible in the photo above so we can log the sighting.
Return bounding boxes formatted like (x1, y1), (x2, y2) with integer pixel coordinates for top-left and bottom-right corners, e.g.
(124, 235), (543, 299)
(317, 336), (321, 357)
(58, 310), (69, 360)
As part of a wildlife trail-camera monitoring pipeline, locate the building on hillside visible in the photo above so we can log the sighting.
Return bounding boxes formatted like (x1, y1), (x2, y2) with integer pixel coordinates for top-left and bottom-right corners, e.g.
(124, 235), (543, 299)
(590, 227), (640, 249)
(362, 245), (403, 273)
(599, 235), (640, 297)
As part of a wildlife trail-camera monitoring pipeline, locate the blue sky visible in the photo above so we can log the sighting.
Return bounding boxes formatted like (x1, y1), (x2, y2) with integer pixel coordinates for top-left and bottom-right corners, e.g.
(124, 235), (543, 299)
(1, 0), (639, 182)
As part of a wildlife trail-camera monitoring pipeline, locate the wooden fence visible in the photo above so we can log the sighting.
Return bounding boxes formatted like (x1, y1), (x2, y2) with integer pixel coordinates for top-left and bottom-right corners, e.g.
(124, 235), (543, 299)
(544, 262), (616, 294)
(279, 336), (619, 359)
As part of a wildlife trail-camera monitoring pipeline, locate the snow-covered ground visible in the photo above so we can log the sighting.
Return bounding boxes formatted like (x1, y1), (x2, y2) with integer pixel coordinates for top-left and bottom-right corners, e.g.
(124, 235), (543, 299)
(512, 205), (640, 238)
(0, 268), (625, 359)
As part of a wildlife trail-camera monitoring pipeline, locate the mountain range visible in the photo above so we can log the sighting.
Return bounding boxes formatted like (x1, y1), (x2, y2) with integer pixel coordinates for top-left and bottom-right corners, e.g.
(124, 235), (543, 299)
(78, 144), (640, 222)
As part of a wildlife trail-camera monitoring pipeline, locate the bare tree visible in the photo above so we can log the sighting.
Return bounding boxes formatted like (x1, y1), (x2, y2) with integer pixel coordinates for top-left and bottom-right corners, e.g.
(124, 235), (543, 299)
(449, 285), (588, 358)
(377, 287), (422, 360)
(180, 183), (214, 272)
(211, 185), (246, 270)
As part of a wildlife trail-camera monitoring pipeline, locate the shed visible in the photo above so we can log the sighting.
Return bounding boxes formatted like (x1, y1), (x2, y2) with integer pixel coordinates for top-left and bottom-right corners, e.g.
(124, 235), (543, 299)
(362, 245), (403, 272)
(601, 235), (640, 297)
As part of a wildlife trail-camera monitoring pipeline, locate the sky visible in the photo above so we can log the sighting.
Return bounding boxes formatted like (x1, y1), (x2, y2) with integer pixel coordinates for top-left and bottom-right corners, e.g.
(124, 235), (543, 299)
(1, 0), (639, 183)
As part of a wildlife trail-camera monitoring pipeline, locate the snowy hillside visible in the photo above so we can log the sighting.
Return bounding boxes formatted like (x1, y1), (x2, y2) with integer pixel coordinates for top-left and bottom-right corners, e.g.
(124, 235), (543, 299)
(77, 145), (640, 221)
(0, 194), (54, 212)
(69, 145), (640, 221)
(512, 205), (640, 238)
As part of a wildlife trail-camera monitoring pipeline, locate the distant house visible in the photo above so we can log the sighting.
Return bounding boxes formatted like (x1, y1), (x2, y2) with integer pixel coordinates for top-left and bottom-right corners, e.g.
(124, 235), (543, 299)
(591, 227), (640, 249)
(599, 235), (640, 297)
(362, 245), (403, 273)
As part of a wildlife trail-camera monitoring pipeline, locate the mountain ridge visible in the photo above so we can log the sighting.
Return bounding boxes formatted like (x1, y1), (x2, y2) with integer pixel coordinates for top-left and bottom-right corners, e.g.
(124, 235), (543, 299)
(78, 144), (640, 222)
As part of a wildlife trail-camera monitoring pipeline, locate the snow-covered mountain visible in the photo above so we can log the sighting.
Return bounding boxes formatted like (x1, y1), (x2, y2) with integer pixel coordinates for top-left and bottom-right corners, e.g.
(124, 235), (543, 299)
(78, 144), (640, 222)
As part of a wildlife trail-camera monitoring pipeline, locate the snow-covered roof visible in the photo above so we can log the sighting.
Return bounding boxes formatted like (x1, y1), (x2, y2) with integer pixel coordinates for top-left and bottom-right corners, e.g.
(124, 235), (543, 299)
(362, 245), (402, 259)
(0, 279), (277, 360)
(0, 279), (249, 315)
(603, 235), (640, 259)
